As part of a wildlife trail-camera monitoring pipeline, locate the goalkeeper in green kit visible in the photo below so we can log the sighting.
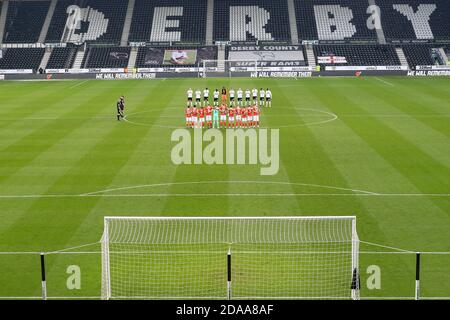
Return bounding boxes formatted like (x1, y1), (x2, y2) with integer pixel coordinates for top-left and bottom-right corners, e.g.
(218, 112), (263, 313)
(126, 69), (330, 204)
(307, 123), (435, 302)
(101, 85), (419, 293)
(213, 106), (220, 128)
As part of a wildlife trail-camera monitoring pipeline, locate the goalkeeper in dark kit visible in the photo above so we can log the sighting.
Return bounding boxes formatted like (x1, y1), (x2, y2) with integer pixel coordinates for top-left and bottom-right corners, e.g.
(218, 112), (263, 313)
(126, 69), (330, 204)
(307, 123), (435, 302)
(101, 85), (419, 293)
(117, 96), (125, 121)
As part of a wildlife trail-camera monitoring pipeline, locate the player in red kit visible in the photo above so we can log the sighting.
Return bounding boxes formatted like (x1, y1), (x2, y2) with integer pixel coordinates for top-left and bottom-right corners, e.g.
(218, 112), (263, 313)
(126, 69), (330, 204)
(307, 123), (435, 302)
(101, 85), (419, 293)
(235, 106), (242, 128)
(228, 106), (235, 128)
(199, 107), (205, 128)
(205, 104), (213, 128)
(219, 104), (227, 128)
(247, 106), (253, 128)
(241, 107), (248, 128)
(185, 106), (191, 127)
(191, 106), (198, 128)
(254, 105), (260, 127)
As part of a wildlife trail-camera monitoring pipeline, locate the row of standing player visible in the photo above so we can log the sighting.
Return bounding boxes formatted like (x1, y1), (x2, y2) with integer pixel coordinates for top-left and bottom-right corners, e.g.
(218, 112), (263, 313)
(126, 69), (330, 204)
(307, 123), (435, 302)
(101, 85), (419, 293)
(185, 104), (260, 128)
(187, 87), (272, 108)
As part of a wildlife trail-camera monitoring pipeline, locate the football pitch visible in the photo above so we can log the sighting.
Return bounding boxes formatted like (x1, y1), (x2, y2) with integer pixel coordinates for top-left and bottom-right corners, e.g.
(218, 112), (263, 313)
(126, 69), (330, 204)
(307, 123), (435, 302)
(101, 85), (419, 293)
(0, 76), (449, 299)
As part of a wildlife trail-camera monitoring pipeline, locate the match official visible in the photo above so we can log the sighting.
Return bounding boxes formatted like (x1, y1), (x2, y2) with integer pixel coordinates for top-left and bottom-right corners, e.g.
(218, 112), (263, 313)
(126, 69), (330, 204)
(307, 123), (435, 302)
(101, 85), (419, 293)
(117, 96), (125, 121)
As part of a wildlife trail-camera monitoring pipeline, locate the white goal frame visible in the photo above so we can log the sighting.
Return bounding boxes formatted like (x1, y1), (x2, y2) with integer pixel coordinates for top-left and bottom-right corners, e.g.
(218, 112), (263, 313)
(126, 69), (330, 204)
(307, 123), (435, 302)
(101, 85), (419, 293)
(101, 216), (360, 300)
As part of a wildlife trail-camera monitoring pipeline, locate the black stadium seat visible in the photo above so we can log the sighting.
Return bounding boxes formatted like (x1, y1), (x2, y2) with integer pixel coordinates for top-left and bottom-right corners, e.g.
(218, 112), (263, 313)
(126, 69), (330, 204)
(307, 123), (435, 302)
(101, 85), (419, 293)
(46, 47), (78, 69)
(402, 44), (437, 68)
(314, 44), (400, 67)
(0, 48), (45, 70)
(82, 47), (131, 68)
(3, 1), (49, 43)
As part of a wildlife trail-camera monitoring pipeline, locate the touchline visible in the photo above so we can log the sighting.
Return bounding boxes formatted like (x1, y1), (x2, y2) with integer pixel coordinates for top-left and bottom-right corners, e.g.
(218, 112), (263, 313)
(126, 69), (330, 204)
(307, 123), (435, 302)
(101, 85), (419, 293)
(171, 128), (279, 176)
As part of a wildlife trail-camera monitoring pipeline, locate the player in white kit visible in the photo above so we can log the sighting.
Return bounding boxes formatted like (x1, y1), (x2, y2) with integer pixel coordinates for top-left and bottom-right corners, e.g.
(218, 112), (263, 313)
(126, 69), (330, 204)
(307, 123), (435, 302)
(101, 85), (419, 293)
(259, 88), (265, 107)
(237, 88), (243, 107)
(229, 88), (235, 106)
(203, 88), (210, 107)
(265, 88), (272, 108)
(186, 88), (193, 107)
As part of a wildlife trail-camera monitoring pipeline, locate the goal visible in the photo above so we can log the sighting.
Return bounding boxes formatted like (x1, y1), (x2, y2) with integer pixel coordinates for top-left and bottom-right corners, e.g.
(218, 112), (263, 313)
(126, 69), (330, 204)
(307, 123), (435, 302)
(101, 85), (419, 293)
(101, 216), (360, 300)
(202, 60), (258, 78)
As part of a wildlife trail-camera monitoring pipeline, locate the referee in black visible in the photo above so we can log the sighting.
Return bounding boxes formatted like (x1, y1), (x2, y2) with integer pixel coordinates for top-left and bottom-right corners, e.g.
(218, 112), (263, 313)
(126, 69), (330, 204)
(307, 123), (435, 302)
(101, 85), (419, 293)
(117, 96), (125, 121)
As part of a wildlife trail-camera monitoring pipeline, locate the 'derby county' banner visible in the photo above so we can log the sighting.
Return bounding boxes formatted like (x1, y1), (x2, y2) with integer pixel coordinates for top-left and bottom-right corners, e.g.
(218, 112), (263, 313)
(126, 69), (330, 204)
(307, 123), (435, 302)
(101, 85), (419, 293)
(228, 46), (305, 65)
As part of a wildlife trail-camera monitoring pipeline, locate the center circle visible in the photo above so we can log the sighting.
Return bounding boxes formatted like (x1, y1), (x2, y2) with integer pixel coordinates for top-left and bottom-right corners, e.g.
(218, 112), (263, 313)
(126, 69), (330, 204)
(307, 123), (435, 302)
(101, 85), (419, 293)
(124, 106), (337, 129)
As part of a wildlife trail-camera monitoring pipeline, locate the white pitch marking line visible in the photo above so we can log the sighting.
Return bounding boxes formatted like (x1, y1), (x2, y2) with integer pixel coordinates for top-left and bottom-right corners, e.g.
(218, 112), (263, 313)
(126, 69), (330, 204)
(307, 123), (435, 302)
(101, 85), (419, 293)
(68, 80), (89, 89)
(80, 180), (378, 196)
(374, 77), (395, 87)
(0, 193), (450, 199)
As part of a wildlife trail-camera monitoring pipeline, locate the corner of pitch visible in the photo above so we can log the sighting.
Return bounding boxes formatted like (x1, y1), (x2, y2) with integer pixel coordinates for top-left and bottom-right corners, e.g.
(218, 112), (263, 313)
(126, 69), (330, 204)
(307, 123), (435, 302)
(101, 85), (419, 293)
(170, 128), (279, 176)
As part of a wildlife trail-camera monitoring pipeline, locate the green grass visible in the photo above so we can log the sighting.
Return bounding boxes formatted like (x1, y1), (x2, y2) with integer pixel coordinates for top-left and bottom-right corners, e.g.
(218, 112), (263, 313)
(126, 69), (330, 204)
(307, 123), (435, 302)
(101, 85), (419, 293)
(0, 77), (449, 299)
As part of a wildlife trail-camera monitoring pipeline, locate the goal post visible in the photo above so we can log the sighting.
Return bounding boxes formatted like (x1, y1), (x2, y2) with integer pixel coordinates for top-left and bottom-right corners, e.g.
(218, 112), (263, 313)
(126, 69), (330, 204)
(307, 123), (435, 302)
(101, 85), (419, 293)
(202, 60), (258, 78)
(101, 216), (359, 300)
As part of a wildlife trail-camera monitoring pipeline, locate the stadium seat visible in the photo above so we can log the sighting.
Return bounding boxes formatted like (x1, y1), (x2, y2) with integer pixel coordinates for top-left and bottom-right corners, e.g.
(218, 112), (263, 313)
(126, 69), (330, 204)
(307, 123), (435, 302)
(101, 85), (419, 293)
(46, 47), (78, 69)
(375, 0), (450, 41)
(0, 48), (45, 70)
(214, 0), (291, 42)
(314, 44), (400, 67)
(129, 0), (207, 43)
(294, 0), (378, 41)
(45, 0), (128, 44)
(3, 1), (50, 43)
(82, 47), (131, 68)
(401, 44), (439, 68)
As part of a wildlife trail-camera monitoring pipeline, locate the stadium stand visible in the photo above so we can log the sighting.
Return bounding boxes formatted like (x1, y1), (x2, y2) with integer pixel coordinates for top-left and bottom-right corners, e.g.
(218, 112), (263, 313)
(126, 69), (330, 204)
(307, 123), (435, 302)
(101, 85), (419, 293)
(375, 0), (450, 41)
(3, 1), (49, 43)
(129, 0), (207, 43)
(314, 44), (400, 66)
(214, 0), (291, 42)
(46, 46), (77, 69)
(135, 46), (217, 67)
(0, 48), (45, 70)
(1, 0), (450, 71)
(401, 44), (441, 68)
(294, 0), (378, 42)
(82, 46), (131, 68)
(45, 0), (128, 44)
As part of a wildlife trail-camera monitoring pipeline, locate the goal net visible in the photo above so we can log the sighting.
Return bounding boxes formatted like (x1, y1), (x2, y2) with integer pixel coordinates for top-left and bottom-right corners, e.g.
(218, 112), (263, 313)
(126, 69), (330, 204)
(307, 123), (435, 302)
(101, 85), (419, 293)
(202, 60), (258, 78)
(101, 216), (359, 300)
